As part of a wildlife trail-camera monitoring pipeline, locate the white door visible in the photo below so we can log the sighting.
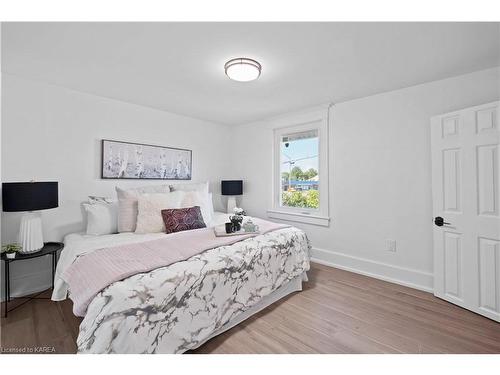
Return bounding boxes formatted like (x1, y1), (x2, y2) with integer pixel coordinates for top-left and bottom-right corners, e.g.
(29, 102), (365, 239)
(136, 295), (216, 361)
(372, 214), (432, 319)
(431, 101), (500, 322)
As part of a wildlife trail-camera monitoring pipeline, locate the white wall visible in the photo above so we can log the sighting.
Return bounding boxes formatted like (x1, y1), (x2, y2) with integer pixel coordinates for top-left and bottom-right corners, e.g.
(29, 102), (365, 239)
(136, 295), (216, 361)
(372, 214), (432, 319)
(1, 74), (232, 299)
(3, 67), (499, 300)
(0, 25), (2, 247)
(231, 67), (500, 291)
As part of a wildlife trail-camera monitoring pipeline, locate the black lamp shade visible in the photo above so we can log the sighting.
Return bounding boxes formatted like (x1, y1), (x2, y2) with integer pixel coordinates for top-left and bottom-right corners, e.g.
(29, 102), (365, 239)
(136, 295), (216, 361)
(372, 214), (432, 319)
(2, 182), (58, 212)
(221, 180), (243, 196)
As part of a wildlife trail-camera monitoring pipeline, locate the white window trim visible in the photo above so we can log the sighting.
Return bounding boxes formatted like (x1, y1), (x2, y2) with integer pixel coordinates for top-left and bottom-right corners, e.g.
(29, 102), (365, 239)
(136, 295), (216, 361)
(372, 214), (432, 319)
(267, 104), (331, 227)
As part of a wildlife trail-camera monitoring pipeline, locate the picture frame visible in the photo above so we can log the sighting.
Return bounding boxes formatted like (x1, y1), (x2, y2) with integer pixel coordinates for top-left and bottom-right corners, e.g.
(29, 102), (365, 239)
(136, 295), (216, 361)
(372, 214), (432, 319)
(101, 139), (192, 180)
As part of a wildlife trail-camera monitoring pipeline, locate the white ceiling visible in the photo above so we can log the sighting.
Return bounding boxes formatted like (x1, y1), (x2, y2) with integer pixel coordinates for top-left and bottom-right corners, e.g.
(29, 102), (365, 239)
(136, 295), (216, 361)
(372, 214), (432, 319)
(2, 22), (499, 125)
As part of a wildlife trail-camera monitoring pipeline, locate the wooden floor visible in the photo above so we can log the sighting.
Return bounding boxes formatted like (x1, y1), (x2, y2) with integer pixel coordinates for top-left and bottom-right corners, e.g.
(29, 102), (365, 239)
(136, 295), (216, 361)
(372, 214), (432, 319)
(1, 263), (500, 354)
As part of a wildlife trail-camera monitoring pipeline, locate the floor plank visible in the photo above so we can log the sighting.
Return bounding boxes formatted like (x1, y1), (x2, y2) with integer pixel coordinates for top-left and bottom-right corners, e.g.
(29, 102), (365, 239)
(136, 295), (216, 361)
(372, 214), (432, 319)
(1, 263), (499, 354)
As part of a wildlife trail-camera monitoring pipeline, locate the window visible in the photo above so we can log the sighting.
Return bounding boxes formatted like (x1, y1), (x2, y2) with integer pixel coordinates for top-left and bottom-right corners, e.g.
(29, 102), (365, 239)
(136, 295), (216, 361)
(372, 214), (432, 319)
(280, 129), (319, 210)
(268, 107), (330, 227)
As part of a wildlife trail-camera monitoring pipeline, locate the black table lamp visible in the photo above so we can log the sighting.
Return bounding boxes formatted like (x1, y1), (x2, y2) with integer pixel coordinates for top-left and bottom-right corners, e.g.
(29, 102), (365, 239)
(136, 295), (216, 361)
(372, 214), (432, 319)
(2, 181), (58, 253)
(221, 180), (243, 214)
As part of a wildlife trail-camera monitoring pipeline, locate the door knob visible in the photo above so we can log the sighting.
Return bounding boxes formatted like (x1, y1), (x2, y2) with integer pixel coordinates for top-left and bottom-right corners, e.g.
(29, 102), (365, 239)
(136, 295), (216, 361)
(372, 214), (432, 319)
(434, 216), (451, 227)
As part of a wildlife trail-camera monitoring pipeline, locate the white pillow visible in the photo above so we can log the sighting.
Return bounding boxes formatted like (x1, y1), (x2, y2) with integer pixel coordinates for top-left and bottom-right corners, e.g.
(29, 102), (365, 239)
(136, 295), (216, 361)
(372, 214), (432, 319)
(170, 181), (209, 194)
(116, 185), (170, 232)
(180, 190), (213, 225)
(88, 195), (114, 204)
(135, 191), (185, 234)
(83, 201), (118, 235)
(208, 192), (215, 220)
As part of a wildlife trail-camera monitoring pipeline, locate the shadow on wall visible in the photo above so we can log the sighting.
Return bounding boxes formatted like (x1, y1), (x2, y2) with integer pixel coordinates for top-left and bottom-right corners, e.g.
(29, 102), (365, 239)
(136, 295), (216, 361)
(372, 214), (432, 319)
(51, 221), (87, 241)
(1, 202), (87, 244)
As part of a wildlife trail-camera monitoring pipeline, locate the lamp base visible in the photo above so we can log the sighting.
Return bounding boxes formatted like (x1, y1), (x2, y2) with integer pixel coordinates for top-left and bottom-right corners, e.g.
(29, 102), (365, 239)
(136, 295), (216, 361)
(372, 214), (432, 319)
(18, 212), (44, 254)
(227, 196), (237, 214)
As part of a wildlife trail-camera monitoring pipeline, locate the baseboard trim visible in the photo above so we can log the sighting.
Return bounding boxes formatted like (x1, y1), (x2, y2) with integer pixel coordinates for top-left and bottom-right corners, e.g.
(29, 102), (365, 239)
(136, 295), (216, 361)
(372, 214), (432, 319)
(310, 247), (434, 293)
(2, 247), (433, 301)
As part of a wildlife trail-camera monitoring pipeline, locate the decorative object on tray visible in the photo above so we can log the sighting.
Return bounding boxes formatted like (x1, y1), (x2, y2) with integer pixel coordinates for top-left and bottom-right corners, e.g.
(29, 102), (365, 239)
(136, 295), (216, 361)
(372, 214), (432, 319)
(1, 243), (21, 259)
(225, 222), (235, 234)
(234, 207), (245, 216)
(229, 208), (244, 231)
(242, 218), (259, 233)
(221, 180), (243, 213)
(102, 139), (192, 180)
(2, 181), (59, 253)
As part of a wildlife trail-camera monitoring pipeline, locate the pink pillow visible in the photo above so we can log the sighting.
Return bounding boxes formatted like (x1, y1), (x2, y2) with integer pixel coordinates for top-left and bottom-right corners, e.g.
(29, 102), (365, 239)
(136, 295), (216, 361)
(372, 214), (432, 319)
(161, 206), (206, 234)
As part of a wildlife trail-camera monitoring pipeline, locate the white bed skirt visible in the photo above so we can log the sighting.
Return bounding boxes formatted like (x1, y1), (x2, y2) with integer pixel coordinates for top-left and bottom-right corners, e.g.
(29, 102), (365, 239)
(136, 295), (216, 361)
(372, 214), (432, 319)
(187, 272), (308, 353)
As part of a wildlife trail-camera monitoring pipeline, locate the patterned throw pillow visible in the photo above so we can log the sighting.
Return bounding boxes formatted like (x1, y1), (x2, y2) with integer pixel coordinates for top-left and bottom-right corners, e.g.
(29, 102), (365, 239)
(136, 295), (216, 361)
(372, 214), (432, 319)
(161, 206), (206, 234)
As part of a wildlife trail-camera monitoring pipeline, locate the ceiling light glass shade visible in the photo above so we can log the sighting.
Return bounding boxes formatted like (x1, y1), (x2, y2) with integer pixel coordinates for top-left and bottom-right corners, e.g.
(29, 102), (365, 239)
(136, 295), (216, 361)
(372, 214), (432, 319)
(224, 58), (261, 82)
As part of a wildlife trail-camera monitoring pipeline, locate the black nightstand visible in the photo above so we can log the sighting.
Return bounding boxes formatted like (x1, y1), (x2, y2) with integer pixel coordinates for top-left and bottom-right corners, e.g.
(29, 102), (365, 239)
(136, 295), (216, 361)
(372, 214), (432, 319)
(1, 242), (64, 317)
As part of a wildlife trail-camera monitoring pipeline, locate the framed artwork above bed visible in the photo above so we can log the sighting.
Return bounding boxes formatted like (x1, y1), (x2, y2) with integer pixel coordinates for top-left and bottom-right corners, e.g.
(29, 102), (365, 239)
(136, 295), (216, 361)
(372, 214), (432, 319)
(101, 139), (192, 180)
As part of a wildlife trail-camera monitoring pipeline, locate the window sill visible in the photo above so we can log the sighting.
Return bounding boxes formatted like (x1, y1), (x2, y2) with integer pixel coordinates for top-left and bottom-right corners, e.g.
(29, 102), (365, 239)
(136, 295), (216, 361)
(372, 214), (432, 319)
(267, 209), (330, 227)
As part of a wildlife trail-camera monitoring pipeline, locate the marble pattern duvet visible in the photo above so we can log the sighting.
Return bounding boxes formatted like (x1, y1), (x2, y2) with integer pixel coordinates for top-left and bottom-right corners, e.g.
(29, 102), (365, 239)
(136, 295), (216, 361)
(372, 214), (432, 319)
(76, 226), (310, 353)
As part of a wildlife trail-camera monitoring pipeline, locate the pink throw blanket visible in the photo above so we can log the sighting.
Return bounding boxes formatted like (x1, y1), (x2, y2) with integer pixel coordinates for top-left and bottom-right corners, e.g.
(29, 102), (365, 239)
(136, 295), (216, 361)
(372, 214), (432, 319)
(62, 218), (289, 316)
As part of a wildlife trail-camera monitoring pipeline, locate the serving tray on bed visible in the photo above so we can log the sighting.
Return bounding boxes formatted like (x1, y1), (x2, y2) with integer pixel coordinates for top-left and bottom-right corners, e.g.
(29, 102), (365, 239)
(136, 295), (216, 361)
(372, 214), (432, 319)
(213, 225), (260, 237)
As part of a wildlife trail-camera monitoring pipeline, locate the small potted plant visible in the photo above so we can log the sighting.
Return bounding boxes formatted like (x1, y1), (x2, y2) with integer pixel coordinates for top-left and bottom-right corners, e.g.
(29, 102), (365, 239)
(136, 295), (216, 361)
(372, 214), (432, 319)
(229, 207), (245, 231)
(2, 243), (22, 259)
(234, 207), (246, 216)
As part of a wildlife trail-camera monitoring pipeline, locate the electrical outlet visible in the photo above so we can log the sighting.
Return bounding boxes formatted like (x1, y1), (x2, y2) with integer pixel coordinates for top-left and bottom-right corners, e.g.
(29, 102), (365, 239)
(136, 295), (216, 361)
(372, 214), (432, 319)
(386, 239), (396, 252)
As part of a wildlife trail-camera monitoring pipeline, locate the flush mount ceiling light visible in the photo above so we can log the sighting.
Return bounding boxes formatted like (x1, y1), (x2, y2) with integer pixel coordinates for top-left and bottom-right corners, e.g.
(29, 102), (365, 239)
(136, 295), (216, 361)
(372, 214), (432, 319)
(224, 58), (262, 82)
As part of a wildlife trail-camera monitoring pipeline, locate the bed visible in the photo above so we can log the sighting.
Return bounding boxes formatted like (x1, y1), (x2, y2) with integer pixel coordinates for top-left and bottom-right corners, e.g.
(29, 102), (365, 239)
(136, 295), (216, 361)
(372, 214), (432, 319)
(52, 212), (310, 353)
